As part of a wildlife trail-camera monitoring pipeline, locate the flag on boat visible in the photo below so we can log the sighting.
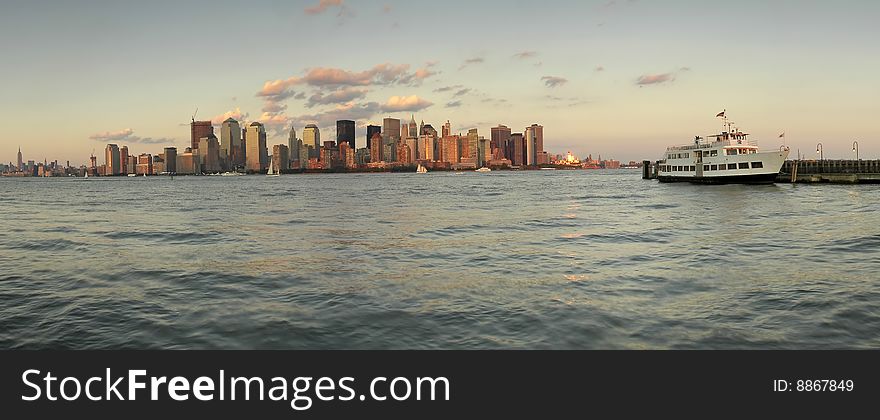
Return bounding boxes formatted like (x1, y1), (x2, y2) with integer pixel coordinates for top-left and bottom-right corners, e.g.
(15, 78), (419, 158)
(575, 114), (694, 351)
(779, 132), (785, 138)
(716, 110), (725, 117)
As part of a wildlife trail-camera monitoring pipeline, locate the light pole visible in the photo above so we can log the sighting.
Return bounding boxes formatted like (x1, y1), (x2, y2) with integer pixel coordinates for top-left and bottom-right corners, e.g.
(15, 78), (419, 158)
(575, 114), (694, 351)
(816, 143), (823, 160)
(852, 141), (859, 160)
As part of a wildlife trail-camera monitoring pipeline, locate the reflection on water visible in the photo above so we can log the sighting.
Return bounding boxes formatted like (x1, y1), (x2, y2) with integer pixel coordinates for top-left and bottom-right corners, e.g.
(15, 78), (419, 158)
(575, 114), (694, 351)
(1, 170), (879, 349)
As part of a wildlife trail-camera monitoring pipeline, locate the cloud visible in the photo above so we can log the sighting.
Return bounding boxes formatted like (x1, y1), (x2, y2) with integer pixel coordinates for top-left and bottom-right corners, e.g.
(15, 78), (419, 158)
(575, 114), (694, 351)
(446, 100), (463, 108)
(680, 66), (691, 72)
(211, 107), (249, 125)
(513, 51), (537, 59)
(635, 73), (674, 85)
(258, 63), (433, 97)
(595, 66), (605, 72)
(541, 76), (569, 88)
(382, 95), (434, 112)
(89, 128), (134, 142)
(262, 102), (287, 113)
(458, 57), (485, 70)
(293, 102), (382, 128)
(305, 0), (344, 15)
(307, 87), (368, 107)
(453, 88), (472, 97)
(434, 85), (463, 93)
(89, 128), (175, 145)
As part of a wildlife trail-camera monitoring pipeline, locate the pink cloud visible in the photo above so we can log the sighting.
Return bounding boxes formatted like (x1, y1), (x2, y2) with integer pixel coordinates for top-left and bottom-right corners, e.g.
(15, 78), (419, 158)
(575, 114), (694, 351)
(211, 107), (249, 125)
(636, 73), (674, 85)
(305, 0), (343, 15)
(382, 95), (434, 112)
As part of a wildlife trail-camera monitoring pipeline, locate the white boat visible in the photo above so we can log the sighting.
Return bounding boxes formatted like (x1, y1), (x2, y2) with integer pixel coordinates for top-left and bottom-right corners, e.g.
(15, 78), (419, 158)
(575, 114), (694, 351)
(220, 171), (244, 176)
(657, 111), (789, 184)
(476, 167), (491, 173)
(416, 164), (428, 174)
(127, 173), (136, 177)
(266, 159), (280, 177)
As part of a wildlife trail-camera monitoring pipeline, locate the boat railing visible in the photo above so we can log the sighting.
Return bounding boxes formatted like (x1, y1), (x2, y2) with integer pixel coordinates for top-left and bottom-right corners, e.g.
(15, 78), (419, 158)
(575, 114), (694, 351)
(667, 138), (758, 151)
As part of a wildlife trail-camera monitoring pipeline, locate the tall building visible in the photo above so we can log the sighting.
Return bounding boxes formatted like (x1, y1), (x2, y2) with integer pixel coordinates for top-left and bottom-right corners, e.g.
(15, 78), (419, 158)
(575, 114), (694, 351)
(441, 136), (459, 164)
(442, 120), (451, 138)
(510, 133), (524, 166)
(369, 132), (383, 163)
(466, 129), (479, 161)
(198, 134), (221, 173)
(288, 125), (300, 163)
(119, 145), (129, 175)
(17, 147), (23, 170)
(336, 120), (355, 150)
(302, 124), (320, 159)
(246, 122), (268, 172)
(382, 118), (400, 162)
(366, 125), (381, 150)
(191, 120), (214, 150)
(164, 147), (177, 173)
(418, 135), (434, 161)
(491, 125), (512, 159)
(272, 144), (290, 172)
(136, 153), (153, 175)
(220, 118), (242, 166)
(525, 124), (544, 166)
(408, 115), (418, 138)
(104, 144), (120, 175)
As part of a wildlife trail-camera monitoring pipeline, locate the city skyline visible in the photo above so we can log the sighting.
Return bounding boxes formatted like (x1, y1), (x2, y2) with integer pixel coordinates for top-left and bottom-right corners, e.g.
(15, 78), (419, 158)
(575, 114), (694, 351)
(2, 0), (879, 165)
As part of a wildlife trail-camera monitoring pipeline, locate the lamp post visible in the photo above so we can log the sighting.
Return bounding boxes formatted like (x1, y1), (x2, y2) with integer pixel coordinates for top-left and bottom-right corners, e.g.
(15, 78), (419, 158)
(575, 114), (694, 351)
(816, 142), (823, 174)
(852, 141), (859, 160)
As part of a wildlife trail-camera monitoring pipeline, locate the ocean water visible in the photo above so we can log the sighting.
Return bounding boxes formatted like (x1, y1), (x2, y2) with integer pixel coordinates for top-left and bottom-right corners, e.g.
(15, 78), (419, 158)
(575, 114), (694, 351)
(1, 170), (878, 349)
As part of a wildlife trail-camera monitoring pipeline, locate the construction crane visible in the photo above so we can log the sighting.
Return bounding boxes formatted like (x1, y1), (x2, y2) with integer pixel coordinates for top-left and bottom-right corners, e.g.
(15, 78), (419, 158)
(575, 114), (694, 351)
(192, 107), (198, 123)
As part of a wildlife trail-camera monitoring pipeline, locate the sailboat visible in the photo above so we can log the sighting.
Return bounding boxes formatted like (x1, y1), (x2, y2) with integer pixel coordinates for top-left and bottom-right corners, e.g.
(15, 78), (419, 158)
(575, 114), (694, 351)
(266, 159), (281, 177)
(416, 163), (428, 174)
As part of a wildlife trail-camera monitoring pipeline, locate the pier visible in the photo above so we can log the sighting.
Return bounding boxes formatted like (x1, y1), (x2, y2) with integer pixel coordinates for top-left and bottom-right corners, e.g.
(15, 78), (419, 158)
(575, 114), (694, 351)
(777, 160), (880, 183)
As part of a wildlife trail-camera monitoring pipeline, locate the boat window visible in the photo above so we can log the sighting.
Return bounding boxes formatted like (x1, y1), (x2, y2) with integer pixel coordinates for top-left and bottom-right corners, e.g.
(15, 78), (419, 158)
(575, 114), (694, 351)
(738, 162), (749, 169)
(727, 149), (737, 155)
(751, 162), (763, 169)
(710, 150), (718, 157)
(689, 166), (695, 171)
(710, 164), (718, 170)
(728, 164), (738, 170)
(703, 165), (710, 171)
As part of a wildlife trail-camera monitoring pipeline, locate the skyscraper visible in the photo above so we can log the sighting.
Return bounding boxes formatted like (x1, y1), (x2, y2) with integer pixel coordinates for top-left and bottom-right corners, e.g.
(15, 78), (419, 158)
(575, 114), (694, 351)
(366, 125), (381, 150)
(491, 125), (512, 159)
(525, 124), (544, 166)
(382, 118), (400, 162)
(288, 125), (300, 162)
(220, 118), (242, 166)
(119, 146), (129, 175)
(17, 147), (23, 170)
(164, 147), (177, 174)
(510, 133), (524, 166)
(408, 115), (418, 138)
(272, 144), (290, 172)
(198, 134), (221, 173)
(246, 122), (268, 172)
(191, 120), (214, 151)
(442, 120), (451, 138)
(302, 124), (320, 159)
(336, 120), (355, 150)
(104, 144), (120, 175)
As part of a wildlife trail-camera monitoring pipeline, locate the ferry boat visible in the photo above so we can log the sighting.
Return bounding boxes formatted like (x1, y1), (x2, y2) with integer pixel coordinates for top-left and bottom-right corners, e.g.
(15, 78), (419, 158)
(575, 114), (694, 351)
(657, 111), (789, 184)
(476, 167), (491, 173)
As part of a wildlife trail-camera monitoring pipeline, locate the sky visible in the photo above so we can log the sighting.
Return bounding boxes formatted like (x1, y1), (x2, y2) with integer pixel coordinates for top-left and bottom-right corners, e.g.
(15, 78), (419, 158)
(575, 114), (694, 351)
(2, 0), (879, 165)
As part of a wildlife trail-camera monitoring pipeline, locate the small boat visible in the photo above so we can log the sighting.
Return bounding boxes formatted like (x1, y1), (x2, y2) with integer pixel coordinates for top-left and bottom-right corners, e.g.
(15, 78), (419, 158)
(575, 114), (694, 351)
(266, 159), (280, 177)
(220, 171), (244, 176)
(416, 164), (428, 174)
(127, 173), (137, 177)
(476, 167), (491, 173)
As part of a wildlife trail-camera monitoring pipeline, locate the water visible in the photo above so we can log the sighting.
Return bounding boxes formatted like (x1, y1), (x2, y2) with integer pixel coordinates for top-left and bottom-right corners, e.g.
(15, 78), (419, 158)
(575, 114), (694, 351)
(1, 170), (878, 349)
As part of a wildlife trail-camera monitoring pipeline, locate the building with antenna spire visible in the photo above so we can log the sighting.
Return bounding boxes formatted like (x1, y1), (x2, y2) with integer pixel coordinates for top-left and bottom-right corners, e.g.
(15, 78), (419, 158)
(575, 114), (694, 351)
(17, 147), (23, 170)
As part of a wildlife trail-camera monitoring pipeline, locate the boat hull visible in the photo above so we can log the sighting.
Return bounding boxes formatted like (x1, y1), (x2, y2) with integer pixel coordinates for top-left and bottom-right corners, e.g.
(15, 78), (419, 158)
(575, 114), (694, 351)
(658, 172), (779, 184)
